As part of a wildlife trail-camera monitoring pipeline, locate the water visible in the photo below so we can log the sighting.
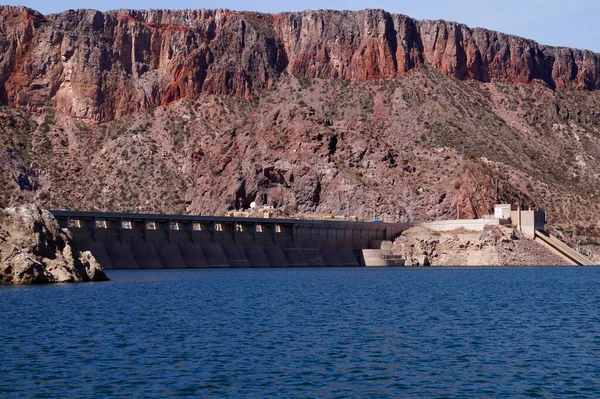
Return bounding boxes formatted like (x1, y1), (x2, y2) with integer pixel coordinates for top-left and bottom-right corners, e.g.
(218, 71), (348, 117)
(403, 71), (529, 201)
(2, 267), (600, 398)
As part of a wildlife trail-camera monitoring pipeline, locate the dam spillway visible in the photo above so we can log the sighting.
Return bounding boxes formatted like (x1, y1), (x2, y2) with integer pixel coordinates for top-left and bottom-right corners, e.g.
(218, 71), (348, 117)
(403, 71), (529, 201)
(50, 211), (409, 269)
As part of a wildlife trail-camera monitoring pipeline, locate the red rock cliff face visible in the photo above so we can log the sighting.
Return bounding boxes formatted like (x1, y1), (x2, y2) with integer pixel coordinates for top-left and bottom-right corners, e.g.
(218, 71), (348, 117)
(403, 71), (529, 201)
(0, 7), (287, 121)
(1, 6), (599, 122)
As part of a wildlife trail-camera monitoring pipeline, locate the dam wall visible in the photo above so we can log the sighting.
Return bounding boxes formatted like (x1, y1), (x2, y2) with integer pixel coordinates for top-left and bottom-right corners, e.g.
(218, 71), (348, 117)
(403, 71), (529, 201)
(50, 211), (409, 269)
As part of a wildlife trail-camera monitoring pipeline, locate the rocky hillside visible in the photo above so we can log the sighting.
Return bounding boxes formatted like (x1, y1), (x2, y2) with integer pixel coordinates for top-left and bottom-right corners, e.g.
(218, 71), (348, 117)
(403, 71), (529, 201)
(0, 6), (599, 257)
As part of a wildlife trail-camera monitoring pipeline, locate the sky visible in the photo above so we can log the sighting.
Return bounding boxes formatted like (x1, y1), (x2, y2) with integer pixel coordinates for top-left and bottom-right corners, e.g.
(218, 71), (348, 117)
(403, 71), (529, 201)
(5, 0), (600, 52)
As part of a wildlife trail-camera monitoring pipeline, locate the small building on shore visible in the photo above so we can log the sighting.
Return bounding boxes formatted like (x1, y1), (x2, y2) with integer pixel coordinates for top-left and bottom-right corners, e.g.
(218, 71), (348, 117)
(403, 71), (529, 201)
(419, 204), (545, 239)
(505, 204), (545, 239)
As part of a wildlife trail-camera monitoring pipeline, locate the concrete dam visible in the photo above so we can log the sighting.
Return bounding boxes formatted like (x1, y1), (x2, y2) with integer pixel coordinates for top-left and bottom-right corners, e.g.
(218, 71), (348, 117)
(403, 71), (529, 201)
(50, 211), (409, 269)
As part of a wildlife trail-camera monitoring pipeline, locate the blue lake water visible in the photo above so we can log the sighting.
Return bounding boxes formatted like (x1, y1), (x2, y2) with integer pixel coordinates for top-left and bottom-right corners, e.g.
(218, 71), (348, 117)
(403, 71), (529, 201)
(2, 267), (600, 398)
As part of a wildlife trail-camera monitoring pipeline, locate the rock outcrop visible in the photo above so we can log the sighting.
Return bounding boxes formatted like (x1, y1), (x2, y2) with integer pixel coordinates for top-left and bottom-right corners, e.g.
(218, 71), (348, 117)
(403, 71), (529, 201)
(392, 225), (569, 266)
(0, 6), (599, 122)
(0, 204), (108, 284)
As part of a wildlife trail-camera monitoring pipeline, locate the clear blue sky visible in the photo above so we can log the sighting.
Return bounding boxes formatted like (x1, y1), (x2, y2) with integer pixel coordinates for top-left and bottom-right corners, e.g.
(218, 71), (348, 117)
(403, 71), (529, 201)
(5, 0), (599, 52)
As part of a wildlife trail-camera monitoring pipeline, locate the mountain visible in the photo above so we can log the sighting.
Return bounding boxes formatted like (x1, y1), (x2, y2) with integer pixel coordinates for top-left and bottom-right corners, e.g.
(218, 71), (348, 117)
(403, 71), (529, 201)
(1, 6), (599, 256)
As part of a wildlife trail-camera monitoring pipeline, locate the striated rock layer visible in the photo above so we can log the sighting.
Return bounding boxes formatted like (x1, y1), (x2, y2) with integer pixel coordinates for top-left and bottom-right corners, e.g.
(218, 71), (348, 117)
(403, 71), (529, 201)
(0, 6), (599, 122)
(0, 204), (108, 284)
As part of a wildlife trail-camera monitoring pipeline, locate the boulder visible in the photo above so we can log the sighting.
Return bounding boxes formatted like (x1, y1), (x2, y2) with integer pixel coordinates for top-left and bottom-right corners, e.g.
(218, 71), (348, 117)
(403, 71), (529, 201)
(0, 204), (109, 284)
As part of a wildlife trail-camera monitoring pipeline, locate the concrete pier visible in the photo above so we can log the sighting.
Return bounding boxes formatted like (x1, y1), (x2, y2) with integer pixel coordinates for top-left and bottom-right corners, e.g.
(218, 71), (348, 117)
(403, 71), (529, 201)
(50, 211), (409, 269)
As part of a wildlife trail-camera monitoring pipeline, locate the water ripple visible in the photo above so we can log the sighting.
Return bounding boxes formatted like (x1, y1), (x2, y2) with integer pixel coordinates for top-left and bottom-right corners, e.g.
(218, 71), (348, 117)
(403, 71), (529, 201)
(1, 267), (600, 398)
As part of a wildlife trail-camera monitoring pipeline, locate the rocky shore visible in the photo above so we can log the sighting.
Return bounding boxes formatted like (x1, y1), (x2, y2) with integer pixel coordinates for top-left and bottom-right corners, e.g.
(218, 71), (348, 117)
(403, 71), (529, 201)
(0, 205), (108, 284)
(392, 225), (569, 266)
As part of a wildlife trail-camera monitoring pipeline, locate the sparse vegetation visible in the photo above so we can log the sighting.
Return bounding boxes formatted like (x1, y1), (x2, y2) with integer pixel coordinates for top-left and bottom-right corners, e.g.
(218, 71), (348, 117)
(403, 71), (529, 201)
(40, 113), (54, 133)
(0, 63), (599, 264)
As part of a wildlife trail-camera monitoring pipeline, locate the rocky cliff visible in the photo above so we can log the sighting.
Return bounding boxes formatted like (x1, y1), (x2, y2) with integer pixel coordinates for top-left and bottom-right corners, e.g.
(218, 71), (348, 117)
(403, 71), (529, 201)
(1, 6), (599, 122)
(1, 7), (600, 258)
(0, 204), (108, 284)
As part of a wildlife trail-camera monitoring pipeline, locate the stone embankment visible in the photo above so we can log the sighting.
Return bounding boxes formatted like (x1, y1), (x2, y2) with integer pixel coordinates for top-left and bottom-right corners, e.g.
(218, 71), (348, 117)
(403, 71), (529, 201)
(0, 205), (108, 284)
(392, 225), (569, 266)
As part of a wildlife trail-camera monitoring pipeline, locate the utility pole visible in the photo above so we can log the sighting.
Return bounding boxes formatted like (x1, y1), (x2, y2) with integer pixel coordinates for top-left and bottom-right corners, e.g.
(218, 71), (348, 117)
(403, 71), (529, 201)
(462, 144), (466, 160)
(518, 202), (522, 233)
(495, 177), (498, 203)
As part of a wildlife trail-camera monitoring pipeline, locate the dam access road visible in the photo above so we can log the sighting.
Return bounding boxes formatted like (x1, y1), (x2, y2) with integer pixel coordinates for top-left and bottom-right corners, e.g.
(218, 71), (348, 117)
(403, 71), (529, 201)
(50, 210), (409, 269)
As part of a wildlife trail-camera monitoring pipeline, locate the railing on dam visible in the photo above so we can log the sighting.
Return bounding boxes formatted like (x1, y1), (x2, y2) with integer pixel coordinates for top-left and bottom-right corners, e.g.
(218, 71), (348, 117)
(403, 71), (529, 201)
(50, 210), (410, 269)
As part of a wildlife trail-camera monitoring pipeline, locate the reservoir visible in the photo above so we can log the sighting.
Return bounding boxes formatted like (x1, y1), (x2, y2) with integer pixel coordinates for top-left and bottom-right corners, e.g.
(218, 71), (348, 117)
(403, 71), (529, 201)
(2, 267), (600, 397)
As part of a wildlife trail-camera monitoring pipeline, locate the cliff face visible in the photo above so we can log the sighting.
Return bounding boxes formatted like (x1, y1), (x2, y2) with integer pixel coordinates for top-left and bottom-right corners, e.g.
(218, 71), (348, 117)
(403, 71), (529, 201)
(1, 6), (599, 122)
(0, 7), (286, 121)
